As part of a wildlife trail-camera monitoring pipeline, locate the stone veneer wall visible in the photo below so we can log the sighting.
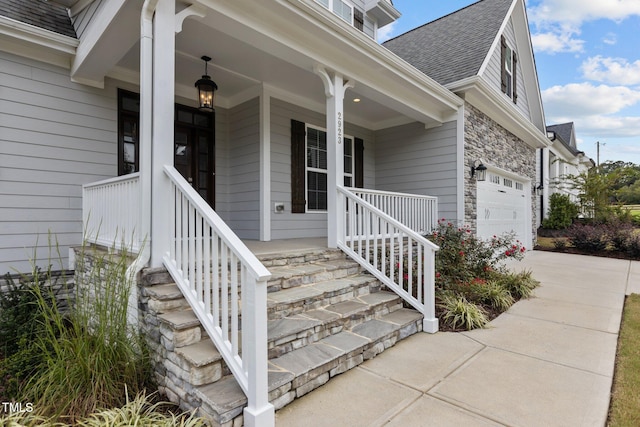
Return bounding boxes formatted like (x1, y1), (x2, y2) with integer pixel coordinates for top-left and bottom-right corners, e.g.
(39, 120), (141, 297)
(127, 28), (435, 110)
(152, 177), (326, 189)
(464, 103), (537, 239)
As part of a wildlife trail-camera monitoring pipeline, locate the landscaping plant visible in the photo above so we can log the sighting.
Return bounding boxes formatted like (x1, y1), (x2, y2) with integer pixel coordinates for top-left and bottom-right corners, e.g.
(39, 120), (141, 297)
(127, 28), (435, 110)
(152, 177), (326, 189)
(0, 391), (207, 426)
(424, 220), (537, 331)
(541, 193), (579, 230)
(9, 243), (152, 422)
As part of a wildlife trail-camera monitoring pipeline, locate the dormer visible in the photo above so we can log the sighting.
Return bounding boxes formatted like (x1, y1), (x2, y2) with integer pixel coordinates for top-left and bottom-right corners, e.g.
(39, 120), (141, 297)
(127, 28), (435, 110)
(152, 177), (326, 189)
(314, 0), (401, 40)
(364, 0), (400, 27)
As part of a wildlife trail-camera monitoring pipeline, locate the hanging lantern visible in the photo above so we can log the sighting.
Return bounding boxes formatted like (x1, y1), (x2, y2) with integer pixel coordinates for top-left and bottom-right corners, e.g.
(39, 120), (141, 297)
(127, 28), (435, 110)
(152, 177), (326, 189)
(195, 56), (217, 112)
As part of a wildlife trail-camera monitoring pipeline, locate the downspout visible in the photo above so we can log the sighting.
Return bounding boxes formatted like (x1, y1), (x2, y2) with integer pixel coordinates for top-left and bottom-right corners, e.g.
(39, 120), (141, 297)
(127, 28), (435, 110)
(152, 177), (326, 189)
(539, 148), (544, 224)
(125, 0), (157, 285)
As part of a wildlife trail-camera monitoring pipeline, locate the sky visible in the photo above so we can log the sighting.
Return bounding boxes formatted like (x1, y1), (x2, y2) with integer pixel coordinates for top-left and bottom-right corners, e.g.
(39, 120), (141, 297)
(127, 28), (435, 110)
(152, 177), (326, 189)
(378, 0), (640, 166)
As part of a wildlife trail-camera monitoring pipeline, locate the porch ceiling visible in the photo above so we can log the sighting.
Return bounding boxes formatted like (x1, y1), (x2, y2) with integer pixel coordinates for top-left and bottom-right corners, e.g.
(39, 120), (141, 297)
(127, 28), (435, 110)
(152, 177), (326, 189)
(105, 0), (462, 130)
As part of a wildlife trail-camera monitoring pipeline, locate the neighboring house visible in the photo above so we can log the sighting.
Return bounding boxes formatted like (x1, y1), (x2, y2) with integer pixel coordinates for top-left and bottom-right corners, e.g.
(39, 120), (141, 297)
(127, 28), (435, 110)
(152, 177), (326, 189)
(0, 0), (551, 424)
(536, 122), (594, 225)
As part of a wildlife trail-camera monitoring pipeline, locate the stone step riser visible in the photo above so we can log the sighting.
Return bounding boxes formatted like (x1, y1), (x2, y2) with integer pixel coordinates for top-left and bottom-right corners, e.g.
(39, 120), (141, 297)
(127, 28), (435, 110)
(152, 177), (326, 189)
(267, 279), (382, 321)
(194, 309), (424, 424)
(267, 264), (362, 293)
(269, 317), (423, 411)
(258, 249), (347, 268)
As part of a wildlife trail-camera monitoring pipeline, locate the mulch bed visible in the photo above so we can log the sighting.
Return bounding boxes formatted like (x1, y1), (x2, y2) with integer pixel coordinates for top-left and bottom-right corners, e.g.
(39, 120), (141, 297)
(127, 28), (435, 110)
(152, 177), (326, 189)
(534, 245), (639, 261)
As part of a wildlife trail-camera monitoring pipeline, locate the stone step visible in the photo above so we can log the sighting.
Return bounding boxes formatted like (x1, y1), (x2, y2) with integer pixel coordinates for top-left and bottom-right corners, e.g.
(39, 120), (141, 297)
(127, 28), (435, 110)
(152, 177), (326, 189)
(194, 308), (424, 424)
(267, 291), (403, 358)
(266, 258), (362, 292)
(257, 248), (347, 268)
(267, 273), (382, 320)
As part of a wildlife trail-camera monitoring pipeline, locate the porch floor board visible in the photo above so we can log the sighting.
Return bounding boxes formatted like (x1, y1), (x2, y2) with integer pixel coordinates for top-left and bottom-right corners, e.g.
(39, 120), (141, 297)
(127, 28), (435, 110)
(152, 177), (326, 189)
(243, 237), (328, 256)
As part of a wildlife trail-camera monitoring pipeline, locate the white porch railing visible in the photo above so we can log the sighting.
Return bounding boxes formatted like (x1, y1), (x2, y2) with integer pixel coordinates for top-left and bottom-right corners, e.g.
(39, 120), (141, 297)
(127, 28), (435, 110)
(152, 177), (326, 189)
(338, 186), (439, 333)
(348, 188), (438, 235)
(162, 165), (274, 423)
(82, 173), (142, 252)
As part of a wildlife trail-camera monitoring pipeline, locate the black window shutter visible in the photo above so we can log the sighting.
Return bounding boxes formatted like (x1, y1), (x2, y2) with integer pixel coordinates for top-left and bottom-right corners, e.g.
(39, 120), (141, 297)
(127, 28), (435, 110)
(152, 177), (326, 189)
(354, 9), (364, 31)
(291, 119), (306, 213)
(355, 137), (364, 188)
(512, 51), (518, 103)
(500, 35), (507, 94)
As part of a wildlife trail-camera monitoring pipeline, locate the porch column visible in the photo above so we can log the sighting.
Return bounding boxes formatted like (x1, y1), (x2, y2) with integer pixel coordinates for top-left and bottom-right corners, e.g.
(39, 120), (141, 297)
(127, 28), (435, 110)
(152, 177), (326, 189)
(150, 0), (175, 266)
(315, 67), (353, 248)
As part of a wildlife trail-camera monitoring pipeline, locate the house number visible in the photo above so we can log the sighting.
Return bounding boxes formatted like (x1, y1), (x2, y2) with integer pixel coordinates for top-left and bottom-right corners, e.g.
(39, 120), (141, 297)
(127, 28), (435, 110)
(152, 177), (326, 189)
(337, 112), (342, 144)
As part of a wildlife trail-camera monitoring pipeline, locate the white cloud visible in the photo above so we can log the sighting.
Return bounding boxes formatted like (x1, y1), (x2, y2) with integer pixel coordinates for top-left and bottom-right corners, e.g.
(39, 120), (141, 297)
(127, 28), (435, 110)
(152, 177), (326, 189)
(529, 0), (640, 27)
(581, 56), (640, 85)
(576, 115), (640, 138)
(531, 30), (584, 54)
(542, 82), (640, 117)
(603, 32), (618, 45)
(377, 22), (397, 43)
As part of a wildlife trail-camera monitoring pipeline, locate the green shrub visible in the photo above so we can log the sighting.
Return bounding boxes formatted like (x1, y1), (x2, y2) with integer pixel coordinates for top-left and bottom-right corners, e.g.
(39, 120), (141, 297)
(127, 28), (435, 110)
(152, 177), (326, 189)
(541, 193), (579, 230)
(0, 269), (63, 401)
(438, 293), (488, 330)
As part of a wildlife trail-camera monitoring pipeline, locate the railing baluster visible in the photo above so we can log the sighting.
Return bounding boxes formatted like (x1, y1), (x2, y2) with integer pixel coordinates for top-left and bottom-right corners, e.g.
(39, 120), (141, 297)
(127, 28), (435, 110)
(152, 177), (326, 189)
(338, 187), (439, 335)
(221, 244), (229, 343)
(212, 235), (220, 328)
(231, 253), (239, 355)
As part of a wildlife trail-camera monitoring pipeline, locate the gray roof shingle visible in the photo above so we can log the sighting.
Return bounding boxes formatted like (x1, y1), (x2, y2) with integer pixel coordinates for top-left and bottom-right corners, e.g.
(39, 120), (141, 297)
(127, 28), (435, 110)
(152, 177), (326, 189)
(383, 0), (513, 86)
(547, 122), (581, 155)
(0, 0), (76, 38)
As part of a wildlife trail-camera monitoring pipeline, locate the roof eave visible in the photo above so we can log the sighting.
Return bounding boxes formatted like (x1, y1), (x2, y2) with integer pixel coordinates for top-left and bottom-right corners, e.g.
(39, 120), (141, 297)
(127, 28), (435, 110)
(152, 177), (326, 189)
(0, 15), (77, 67)
(449, 76), (550, 150)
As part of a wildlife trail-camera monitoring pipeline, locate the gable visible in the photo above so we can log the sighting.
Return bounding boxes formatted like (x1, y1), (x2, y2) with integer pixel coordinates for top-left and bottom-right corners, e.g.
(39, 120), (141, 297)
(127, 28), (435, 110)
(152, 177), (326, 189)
(482, 17), (531, 121)
(383, 0), (513, 86)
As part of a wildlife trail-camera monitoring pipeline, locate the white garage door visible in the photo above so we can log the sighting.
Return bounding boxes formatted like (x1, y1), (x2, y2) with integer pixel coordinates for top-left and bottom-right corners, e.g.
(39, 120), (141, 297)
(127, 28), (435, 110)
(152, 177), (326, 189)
(477, 171), (530, 247)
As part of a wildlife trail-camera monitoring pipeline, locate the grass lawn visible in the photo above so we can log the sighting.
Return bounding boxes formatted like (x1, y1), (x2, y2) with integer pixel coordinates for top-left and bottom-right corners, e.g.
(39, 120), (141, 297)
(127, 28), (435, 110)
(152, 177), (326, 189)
(608, 294), (640, 426)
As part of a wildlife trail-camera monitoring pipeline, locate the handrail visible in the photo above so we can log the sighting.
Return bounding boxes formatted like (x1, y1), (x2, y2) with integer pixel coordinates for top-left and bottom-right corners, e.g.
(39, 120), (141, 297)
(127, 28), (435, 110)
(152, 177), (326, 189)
(338, 186), (439, 333)
(162, 165), (274, 425)
(82, 173), (142, 252)
(347, 187), (438, 235)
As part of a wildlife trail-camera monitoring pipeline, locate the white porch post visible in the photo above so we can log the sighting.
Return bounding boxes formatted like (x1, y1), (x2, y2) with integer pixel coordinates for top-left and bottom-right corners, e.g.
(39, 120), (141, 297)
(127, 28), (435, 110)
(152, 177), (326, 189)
(150, 0), (175, 267)
(315, 67), (353, 248)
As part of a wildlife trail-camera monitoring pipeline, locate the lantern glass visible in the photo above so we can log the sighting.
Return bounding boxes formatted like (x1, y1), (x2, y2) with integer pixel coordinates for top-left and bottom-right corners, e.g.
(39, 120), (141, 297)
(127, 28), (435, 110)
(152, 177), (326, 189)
(475, 164), (487, 181)
(196, 75), (217, 112)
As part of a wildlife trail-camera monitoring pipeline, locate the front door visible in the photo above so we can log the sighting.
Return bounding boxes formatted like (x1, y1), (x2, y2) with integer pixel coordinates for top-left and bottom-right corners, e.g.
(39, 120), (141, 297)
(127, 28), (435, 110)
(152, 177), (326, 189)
(117, 90), (215, 207)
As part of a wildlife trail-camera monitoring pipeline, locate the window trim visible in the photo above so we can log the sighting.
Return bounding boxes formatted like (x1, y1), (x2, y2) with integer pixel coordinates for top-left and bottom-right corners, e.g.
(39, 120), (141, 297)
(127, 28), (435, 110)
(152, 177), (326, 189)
(305, 124), (354, 212)
(500, 35), (518, 103)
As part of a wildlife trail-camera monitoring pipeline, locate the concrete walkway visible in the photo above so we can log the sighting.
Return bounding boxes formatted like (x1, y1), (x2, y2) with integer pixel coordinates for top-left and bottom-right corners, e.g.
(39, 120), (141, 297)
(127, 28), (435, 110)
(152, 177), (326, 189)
(275, 251), (639, 427)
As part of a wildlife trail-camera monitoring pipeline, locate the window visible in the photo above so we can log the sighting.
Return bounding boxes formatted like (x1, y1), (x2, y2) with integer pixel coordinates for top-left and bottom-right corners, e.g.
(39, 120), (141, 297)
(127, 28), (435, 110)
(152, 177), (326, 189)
(305, 126), (354, 211)
(290, 120), (363, 213)
(315, 0), (371, 38)
(333, 0), (352, 23)
(306, 127), (328, 210)
(500, 35), (518, 103)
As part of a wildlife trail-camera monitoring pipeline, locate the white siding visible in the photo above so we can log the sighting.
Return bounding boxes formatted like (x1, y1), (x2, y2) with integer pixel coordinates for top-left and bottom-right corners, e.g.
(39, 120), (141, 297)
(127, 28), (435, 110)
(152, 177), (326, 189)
(225, 99), (261, 240)
(482, 18), (531, 120)
(375, 121), (458, 220)
(0, 52), (117, 274)
(270, 98), (375, 240)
